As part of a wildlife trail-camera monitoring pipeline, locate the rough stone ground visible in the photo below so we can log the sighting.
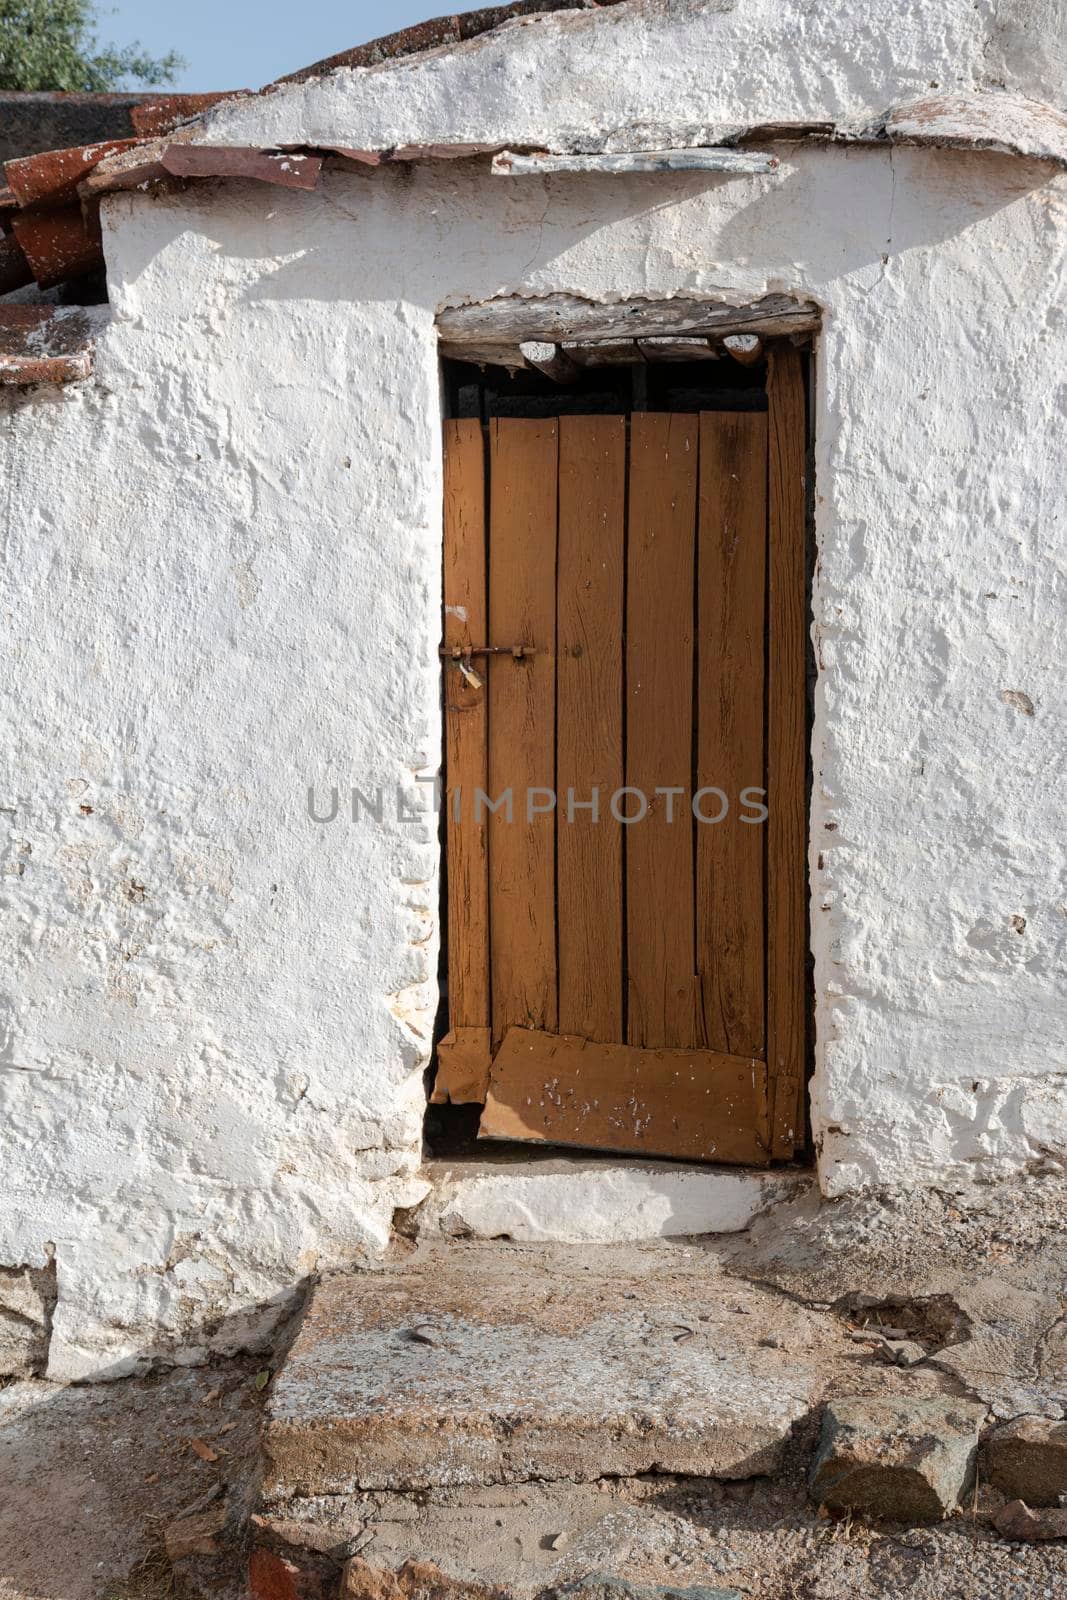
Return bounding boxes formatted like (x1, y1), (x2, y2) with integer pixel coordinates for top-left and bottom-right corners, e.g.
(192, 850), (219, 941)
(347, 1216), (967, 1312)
(0, 1177), (1064, 1598)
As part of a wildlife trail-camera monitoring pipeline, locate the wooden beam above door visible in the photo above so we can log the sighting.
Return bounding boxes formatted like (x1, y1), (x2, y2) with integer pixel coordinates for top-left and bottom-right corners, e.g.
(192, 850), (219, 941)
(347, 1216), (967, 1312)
(439, 291), (819, 346)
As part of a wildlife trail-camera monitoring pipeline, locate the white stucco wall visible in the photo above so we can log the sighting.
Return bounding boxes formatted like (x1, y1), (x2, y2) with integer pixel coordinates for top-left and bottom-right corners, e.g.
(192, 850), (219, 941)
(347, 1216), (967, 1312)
(197, 0), (1065, 149)
(1, 0), (1064, 1376)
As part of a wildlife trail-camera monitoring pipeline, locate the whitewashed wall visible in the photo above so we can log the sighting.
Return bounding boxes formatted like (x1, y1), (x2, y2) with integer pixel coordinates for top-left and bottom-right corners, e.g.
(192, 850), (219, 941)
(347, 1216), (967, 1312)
(1, 0), (1064, 1376)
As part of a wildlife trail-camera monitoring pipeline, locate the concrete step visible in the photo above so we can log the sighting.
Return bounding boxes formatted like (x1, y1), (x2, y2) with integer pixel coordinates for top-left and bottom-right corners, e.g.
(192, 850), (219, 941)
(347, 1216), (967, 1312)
(262, 1241), (849, 1501)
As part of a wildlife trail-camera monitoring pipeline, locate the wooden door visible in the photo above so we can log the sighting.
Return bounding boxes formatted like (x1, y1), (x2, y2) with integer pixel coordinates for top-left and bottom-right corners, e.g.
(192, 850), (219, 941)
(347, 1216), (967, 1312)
(433, 350), (807, 1164)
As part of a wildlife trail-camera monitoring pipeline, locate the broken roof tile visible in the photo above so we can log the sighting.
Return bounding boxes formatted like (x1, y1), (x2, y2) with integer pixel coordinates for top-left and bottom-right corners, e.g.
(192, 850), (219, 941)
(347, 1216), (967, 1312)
(130, 94), (246, 139)
(0, 305), (100, 385)
(886, 92), (1067, 169)
(5, 138), (139, 209)
(0, 231), (33, 294)
(11, 204), (101, 289)
(159, 145), (324, 190)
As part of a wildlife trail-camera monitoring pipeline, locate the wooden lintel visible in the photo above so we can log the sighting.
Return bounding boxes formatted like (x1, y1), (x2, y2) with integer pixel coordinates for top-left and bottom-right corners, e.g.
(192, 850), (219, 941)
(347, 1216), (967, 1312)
(438, 293), (820, 349)
(519, 340), (580, 383)
(478, 1027), (771, 1166)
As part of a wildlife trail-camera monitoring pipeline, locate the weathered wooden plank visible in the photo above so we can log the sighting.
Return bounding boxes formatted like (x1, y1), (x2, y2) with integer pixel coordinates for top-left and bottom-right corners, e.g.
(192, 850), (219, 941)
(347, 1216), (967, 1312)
(491, 148), (777, 176)
(557, 416), (626, 1043)
(488, 419), (559, 1047)
(626, 412), (698, 1049)
(766, 346), (808, 1156)
(479, 1027), (770, 1166)
(696, 412), (767, 1064)
(433, 418), (492, 1104)
(439, 340), (528, 371)
(636, 336), (719, 362)
(562, 341), (645, 367)
(438, 293), (821, 349)
(433, 1027), (493, 1105)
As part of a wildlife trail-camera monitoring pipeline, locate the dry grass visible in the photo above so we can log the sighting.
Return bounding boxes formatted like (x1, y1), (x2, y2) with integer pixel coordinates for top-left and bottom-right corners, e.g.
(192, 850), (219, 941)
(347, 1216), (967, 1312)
(103, 1520), (174, 1600)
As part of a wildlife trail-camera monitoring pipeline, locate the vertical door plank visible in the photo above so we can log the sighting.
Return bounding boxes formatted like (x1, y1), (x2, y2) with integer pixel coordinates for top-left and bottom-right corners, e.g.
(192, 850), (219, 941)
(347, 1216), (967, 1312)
(696, 412), (767, 1062)
(767, 348), (808, 1156)
(488, 419), (559, 1046)
(557, 416), (626, 1041)
(626, 412), (698, 1048)
(434, 419), (491, 1103)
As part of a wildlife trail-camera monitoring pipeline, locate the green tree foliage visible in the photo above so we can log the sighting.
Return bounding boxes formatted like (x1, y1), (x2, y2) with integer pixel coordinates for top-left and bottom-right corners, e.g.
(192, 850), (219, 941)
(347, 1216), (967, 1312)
(0, 1), (184, 92)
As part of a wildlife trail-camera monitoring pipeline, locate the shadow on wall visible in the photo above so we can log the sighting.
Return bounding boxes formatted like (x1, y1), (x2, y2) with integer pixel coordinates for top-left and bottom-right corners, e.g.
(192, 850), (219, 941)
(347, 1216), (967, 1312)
(102, 144), (1059, 315)
(0, 1253), (307, 1385)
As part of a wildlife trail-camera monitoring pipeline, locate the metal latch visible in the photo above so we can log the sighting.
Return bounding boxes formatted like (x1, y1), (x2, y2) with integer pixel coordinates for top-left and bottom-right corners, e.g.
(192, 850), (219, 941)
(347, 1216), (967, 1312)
(439, 643), (534, 690)
(438, 645), (535, 659)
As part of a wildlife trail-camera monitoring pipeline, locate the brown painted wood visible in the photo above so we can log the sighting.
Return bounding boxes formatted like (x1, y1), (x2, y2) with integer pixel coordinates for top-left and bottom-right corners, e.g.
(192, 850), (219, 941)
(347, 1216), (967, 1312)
(434, 419), (492, 1104)
(767, 347), (808, 1155)
(696, 412), (767, 1062)
(487, 418), (559, 1046)
(626, 412), (698, 1048)
(433, 1026), (493, 1105)
(556, 417), (626, 1043)
(480, 1027), (770, 1166)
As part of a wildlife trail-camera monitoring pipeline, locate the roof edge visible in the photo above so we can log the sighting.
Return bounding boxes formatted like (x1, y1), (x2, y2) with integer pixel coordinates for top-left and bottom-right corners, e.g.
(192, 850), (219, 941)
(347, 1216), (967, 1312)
(272, 1), (629, 87)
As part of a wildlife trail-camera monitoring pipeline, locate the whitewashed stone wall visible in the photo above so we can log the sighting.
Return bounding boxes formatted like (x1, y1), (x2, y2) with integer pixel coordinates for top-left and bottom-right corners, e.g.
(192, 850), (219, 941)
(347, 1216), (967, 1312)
(1, 0), (1064, 1376)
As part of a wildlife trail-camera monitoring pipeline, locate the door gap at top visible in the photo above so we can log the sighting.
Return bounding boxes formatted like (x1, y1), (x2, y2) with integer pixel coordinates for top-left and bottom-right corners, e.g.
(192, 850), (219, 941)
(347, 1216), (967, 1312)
(444, 352), (770, 422)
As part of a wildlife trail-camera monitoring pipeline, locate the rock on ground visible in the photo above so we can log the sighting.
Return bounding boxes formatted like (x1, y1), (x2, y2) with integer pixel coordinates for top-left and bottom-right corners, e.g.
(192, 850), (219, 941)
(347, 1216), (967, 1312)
(336, 1559), (743, 1600)
(1, 1363), (1066, 1599)
(982, 1416), (1067, 1506)
(809, 1396), (987, 1522)
(992, 1500), (1067, 1542)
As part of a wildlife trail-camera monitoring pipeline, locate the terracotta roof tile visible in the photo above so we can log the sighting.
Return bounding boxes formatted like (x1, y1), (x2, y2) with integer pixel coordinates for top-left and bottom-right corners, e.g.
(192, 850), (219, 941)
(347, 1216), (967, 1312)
(130, 94), (245, 138)
(0, 305), (99, 384)
(5, 139), (139, 208)
(0, 231), (33, 294)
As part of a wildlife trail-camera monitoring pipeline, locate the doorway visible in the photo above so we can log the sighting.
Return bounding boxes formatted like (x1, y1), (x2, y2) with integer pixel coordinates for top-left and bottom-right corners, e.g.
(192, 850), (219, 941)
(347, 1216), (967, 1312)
(431, 346), (810, 1167)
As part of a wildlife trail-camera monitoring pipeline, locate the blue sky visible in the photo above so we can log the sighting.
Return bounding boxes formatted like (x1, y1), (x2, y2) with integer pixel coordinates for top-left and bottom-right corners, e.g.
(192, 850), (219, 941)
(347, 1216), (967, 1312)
(107, 2), (437, 91)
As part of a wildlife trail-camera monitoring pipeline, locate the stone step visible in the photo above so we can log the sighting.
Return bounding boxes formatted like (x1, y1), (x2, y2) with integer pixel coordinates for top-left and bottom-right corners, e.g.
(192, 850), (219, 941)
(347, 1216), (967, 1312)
(262, 1241), (848, 1500)
(420, 1158), (811, 1244)
(253, 1479), (749, 1599)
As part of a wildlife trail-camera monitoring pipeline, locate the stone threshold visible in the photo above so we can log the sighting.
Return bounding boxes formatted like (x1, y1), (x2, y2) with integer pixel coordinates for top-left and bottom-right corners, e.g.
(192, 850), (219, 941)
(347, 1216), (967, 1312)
(418, 1155), (812, 1243)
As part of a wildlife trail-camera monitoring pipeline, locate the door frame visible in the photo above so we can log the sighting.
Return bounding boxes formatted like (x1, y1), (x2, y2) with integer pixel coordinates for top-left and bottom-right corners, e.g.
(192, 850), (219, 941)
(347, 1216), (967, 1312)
(432, 295), (818, 1165)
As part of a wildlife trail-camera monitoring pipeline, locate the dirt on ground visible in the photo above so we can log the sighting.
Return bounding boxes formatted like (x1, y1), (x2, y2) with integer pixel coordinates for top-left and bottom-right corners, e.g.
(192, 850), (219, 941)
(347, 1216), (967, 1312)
(1, 1368), (1065, 1600)
(0, 1357), (261, 1600)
